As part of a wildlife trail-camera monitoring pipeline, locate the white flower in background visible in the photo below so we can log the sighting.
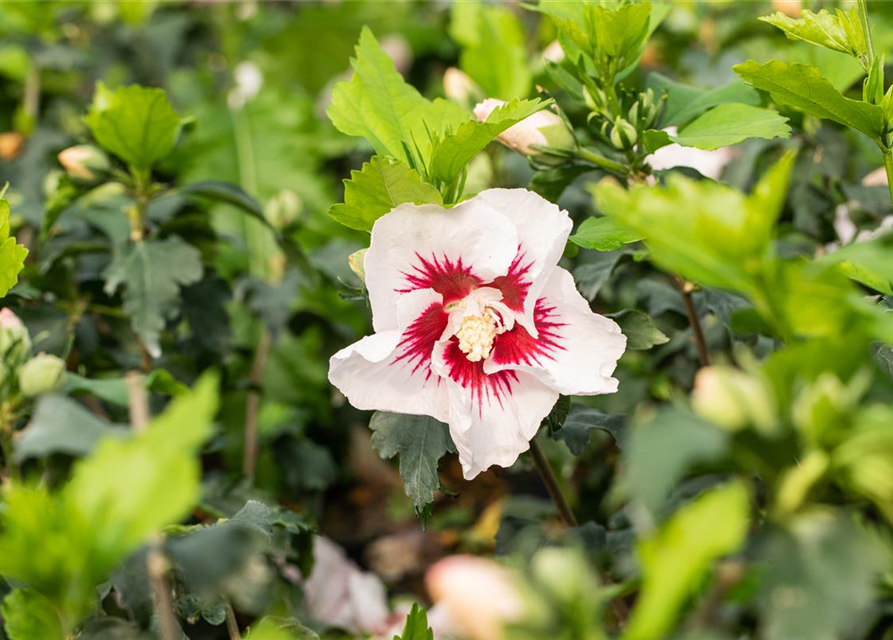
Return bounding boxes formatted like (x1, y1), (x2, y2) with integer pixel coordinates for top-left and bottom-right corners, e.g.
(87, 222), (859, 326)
(646, 127), (735, 180)
(542, 40), (565, 64)
(443, 67), (479, 105)
(473, 99), (576, 157)
(228, 61), (264, 109)
(328, 189), (625, 479)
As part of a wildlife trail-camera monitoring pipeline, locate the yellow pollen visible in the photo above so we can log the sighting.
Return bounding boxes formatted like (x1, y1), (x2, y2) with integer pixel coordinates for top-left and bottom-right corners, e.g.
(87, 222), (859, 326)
(456, 313), (498, 362)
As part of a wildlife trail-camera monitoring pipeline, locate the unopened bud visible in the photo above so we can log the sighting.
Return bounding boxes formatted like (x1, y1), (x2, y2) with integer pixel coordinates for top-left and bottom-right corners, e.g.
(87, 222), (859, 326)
(348, 248), (367, 282)
(610, 117), (637, 150)
(693, 366), (776, 434)
(474, 98), (575, 160)
(18, 353), (66, 397)
(771, 0), (802, 18)
(264, 188), (301, 230)
(443, 67), (478, 105)
(0, 308), (31, 374)
(583, 86), (605, 113)
(0, 132), (24, 161)
(58, 145), (110, 182)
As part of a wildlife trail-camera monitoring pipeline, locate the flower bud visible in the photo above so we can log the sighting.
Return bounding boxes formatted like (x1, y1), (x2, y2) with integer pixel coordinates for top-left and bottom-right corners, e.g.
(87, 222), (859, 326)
(348, 248), (367, 282)
(443, 67), (478, 105)
(264, 188), (301, 229)
(18, 353), (66, 397)
(583, 86), (605, 113)
(772, 0), (803, 18)
(474, 98), (575, 159)
(530, 548), (599, 607)
(692, 366), (776, 434)
(0, 132), (24, 161)
(58, 145), (110, 182)
(0, 308), (31, 374)
(610, 117), (637, 150)
(426, 555), (524, 640)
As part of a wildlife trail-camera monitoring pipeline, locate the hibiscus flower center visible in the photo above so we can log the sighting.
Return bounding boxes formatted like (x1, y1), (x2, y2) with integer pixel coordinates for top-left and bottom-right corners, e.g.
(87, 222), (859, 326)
(444, 286), (515, 363)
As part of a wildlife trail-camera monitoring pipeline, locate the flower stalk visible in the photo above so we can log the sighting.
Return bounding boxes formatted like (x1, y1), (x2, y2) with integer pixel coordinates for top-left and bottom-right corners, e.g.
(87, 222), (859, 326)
(529, 438), (578, 527)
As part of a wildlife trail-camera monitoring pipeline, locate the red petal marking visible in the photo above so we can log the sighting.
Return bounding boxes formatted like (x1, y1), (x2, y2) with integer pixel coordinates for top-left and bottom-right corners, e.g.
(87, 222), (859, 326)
(491, 299), (565, 367)
(392, 302), (449, 380)
(442, 339), (518, 414)
(489, 251), (532, 312)
(399, 253), (481, 304)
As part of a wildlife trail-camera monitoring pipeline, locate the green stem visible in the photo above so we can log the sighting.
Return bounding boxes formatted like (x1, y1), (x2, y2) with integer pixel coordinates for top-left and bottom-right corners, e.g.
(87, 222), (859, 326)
(529, 438), (577, 527)
(576, 147), (628, 177)
(858, 0), (875, 65)
(883, 151), (893, 211)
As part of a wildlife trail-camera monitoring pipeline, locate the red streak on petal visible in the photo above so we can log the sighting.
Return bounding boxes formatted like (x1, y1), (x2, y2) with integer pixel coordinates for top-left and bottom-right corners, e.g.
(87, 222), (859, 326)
(393, 302), (449, 380)
(399, 253), (481, 304)
(491, 300), (565, 367)
(489, 250), (532, 312)
(442, 339), (518, 414)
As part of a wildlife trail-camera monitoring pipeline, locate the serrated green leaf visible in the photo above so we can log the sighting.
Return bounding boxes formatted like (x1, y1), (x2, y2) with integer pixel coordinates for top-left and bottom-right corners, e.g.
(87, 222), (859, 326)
(609, 309), (669, 350)
(369, 412), (456, 517)
(327, 27), (468, 166)
(553, 404), (625, 455)
(103, 237), (203, 357)
(328, 156), (443, 231)
(569, 215), (642, 251)
(648, 72), (761, 127)
(760, 8), (867, 60)
(819, 233), (893, 295)
(672, 103), (791, 151)
(734, 60), (885, 139)
(450, 2), (531, 100)
(430, 98), (547, 184)
(0, 199), (28, 297)
(394, 603), (434, 640)
(1, 589), (64, 640)
(85, 82), (182, 171)
(626, 481), (750, 640)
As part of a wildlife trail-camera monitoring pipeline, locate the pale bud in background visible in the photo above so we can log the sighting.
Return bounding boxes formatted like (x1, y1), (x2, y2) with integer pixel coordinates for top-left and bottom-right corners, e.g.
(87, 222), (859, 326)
(772, 0), (803, 18)
(542, 40), (565, 64)
(443, 67), (478, 105)
(264, 188), (301, 229)
(18, 353), (66, 397)
(473, 98), (575, 158)
(379, 35), (413, 75)
(693, 366), (776, 434)
(0, 308), (32, 374)
(646, 127), (735, 180)
(58, 145), (110, 182)
(0, 132), (24, 161)
(426, 555), (524, 640)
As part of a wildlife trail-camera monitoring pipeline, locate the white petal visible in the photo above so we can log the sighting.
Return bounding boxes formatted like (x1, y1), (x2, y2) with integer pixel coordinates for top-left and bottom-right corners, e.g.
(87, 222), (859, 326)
(484, 267), (625, 396)
(365, 199), (518, 332)
(431, 341), (558, 480)
(473, 189), (572, 337)
(328, 288), (450, 422)
(646, 128), (735, 180)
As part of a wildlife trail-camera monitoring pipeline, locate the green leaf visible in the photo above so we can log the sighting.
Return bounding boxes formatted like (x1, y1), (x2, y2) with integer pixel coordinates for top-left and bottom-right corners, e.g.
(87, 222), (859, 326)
(760, 8), (867, 60)
(450, 2), (532, 100)
(394, 603), (434, 640)
(625, 481), (750, 640)
(624, 407), (730, 515)
(2, 589), (64, 640)
(609, 309), (669, 350)
(247, 617), (319, 640)
(672, 103), (791, 151)
(734, 60), (885, 139)
(369, 411), (456, 517)
(430, 98), (547, 184)
(327, 27), (468, 166)
(647, 73), (761, 127)
(103, 237), (203, 357)
(180, 180), (270, 228)
(569, 216), (643, 251)
(756, 512), (888, 640)
(0, 199), (29, 297)
(15, 395), (125, 462)
(553, 404), (625, 455)
(85, 82), (182, 171)
(328, 156), (443, 231)
(818, 233), (893, 295)
(572, 250), (628, 301)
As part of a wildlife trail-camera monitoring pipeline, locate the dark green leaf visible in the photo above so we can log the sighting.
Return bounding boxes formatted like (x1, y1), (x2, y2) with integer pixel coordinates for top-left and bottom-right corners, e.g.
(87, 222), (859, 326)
(609, 309), (669, 350)
(672, 104), (791, 151)
(554, 405), (626, 455)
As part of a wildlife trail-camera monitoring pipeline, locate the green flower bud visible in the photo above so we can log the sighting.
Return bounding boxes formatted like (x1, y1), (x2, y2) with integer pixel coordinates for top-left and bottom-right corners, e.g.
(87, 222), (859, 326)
(531, 548), (599, 607)
(0, 308), (31, 375)
(18, 353), (66, 398)
(57, 145), (111, 183)
(264, 188), (302, 230)
(609, 117), (638, 150)
(692, 366), (777, 434)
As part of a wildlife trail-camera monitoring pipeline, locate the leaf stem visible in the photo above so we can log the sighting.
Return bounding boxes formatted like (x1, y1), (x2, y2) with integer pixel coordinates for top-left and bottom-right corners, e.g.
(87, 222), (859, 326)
(126, 371), (149, 432)
(529, 438), (577, 527)
(243, 329), (272, 482)
(858, 0), (875, 65)
(576, 147), (628, 177)
(225, 603), (241, 640)
(883, 151), (893, 211)
(146, 539), (179, 640)
(673, 276), (710, 368)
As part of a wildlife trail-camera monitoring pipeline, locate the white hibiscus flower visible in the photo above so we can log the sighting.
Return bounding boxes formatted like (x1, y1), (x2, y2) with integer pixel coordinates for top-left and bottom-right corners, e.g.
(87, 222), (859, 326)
(328, 189), (626, 479)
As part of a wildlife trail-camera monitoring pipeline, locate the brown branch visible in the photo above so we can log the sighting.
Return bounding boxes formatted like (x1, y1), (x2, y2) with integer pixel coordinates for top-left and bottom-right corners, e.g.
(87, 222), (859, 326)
(146, 538), (178, 640)
(673, 276), (710, 368)
(529, 438), (577, 527)
(225, 603), (240, 640)
(125, 371), (149, 432)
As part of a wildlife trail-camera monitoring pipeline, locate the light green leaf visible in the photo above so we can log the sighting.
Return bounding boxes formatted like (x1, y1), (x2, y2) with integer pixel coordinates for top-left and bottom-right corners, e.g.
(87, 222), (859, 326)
(2, 589), (64, 640)
(103, 237), (203, 357)
(818, 233), (893, 295)
(369, 412), (456, 517)
(85, 82), (182, 171)
(734, 60), (885, 139)
(15, 395), (125, 462)
(609, 309), (669, 350)
(760, 8), (867, 60)
(672, 103), (791, 151)
(327, 27), (468, 166)
(625, 481), (750, 640)
(430, 98), (547, 184)
(395, 603), (434, 640)
(569, 215), (643, 251)
(450, 2), (531, 100)
(328, 156), (443, 231)
(0, 199), (29, 297)
(648, 73), (761, 127)
(246, 617), (319, 640)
